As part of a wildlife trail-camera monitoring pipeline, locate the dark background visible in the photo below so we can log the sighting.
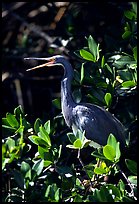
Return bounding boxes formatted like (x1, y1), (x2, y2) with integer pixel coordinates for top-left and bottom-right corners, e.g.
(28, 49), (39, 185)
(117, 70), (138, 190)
(2, 2), (133, 124)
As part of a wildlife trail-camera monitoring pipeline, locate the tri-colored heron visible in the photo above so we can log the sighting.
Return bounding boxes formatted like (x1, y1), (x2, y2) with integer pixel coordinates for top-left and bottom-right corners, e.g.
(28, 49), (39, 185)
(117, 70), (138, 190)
(25, 55), (126, 148)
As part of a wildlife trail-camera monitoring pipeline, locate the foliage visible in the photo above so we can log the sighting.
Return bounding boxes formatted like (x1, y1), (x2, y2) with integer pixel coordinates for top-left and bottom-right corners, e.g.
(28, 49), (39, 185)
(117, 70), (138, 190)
(2, 106), (137, 202)
(2, 2), (137, 202)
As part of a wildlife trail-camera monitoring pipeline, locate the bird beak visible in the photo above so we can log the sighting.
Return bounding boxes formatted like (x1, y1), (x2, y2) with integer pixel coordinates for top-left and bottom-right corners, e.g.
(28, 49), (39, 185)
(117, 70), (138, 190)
(24, 57), (55, 71)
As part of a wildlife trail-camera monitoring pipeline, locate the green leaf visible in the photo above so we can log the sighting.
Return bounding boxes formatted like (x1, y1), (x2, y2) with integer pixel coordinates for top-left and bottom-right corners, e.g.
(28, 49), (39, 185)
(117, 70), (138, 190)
(82, 138), (91, 148)
(21, 161), (31, 174)
(128, 176), (137, 185)
(88, 35), (98, 58)
(107, 134), (117, 149)
(94, 161), (110, 175)
(2, 158), (10, 170)
(118, 179), (125, 194)
(44, 160), (53, 167)
(124, 10), (136, 20)
(14, 105), (24, 120)
(74, 194), (83, 202)
(54, 188), (61, 202)
(67, 132), (76, 144)
(2, 124), (16, 130)
(44, 120), (51, 134)
(39, 126), (51, 146)
(125, 159), (137, 175)
(80, 49), (95, 61)
(94, 186), (114, 202)
(91, 150), (106, 160)
(122, 31), (132, 39)
(6, 113), (19, 128)
(45, 185), (51, 198)
(104, 93), (112, 107)
(104, 63), (113, 74)
(38, 146), (50, 159)
(133, 46), (137, 61)
(66, 144), (77, 149)
(115, 142), (121, 161)
(80, 63), (85, 84)
(122, 80), (136, 88)
(32, 159), (44, 176)
(101, 56), (105, 68)
(73, 139), (82, 148)
(34, 118), (42, 133)
(52, 98), (61, 109)
(107, 184), (121, 200)
(6, 138), (15, 152)
(88, 35), (100, 61)
(103, 145), (116, 161)
(28, 135), (50, 148)
(94, 167), (107, 174)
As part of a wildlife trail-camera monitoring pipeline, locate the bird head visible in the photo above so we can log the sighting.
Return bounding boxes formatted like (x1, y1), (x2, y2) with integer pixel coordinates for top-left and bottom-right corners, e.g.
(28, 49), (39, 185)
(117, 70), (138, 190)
(24, 55), (67, 71)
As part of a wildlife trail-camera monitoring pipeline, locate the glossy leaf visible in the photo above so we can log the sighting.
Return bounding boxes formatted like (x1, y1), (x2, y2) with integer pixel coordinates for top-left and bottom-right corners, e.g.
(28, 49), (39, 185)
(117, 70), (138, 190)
(14, 105), (24, 120)
(104, 93), (112, 107)
(44, 160), (53, 167)
(73, 139), (82, 148)
(101, 56), (105, 68)
(122, 31), (132, 39)
(107, 184), (121, 200)
(44, 120), (51, 134)
(128, 176), (137, 185)
(80, 63), (85, 84)
(88, 35), (98, 60)
(94, 167), (107, 174)
(125, 159), (137, 175)
(32, 159), (44, 176)
(34, 118), (42, 133)
(6, 138), (15, 152)
(74, 194), (83, 202)
(118, 179), (125, 194)
(103, 145), (116, 161)
(28, 135), (50, 148)
(67, 132), (76, 144)
(94, 186), (114, 202)
(94, 161), (109, 175)
(122, 80), (136, 88)
(80, 49), (95, 61)
(133, 46), (137, 61)
(38, 146), (50, 159)
(115, 142), (121, 161)
(104, 63), (113, 74)
(91, 150), (106, 160)
(82, 138), (91, 148)
(21, 161), (31, 174)
(39, 126), (51, 146)
(6, 113), (19, 128)
(107, 134), (117, 149)
(124, 10), (136, 20)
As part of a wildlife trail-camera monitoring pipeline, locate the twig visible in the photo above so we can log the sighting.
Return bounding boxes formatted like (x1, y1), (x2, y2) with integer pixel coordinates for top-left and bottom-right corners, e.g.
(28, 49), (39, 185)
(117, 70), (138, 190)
(77, 149), (93, 188)
(119, 169), (136, 199)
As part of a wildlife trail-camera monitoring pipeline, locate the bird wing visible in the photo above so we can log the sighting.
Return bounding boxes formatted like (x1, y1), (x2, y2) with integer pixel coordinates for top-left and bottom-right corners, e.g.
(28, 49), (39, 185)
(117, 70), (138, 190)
(72, 103), (126, 146)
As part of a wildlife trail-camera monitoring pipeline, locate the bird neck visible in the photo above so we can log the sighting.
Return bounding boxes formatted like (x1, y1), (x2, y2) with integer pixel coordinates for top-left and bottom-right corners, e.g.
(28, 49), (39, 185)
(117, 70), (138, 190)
(61, 61), (75, 108)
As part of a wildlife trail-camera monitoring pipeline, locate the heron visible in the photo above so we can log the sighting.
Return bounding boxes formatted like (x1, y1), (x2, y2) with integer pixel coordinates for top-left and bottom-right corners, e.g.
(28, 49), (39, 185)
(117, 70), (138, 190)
(25, 55), (126, 148)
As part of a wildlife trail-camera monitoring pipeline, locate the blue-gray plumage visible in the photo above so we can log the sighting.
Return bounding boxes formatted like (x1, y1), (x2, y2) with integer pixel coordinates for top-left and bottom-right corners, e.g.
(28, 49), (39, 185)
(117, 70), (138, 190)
(25, 55), (126, 148)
